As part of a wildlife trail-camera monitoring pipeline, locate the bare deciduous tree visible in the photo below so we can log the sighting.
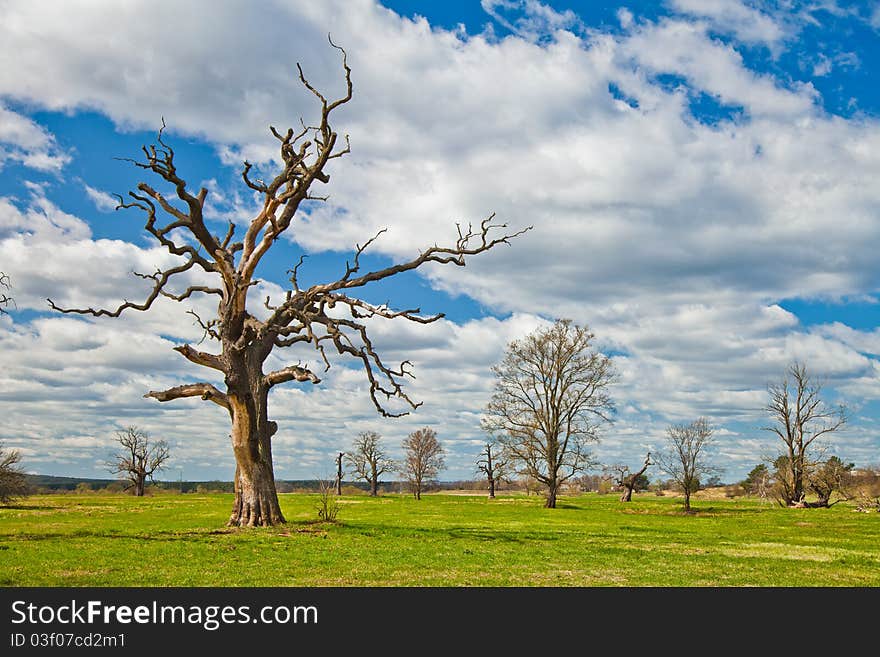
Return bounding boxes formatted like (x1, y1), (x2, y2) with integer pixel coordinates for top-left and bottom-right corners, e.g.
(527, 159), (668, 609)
(401, 427), (445, 500)
(47, 43), (528, 526)
(346, 431), (395, 497)
(655, 418), (717, 513)
(609, 452), (652, 502)
(0, 442), (28, 504)
(482, 319), (615, 508)
(315, 477), (340, 522)
(763, 362), (847, 507)
(108, 426), (170, 497)
(807, 455), (854, 507)
(0, 272), (13, 315)
(476, 442), (508, 498)
(334, 451), (344, 496)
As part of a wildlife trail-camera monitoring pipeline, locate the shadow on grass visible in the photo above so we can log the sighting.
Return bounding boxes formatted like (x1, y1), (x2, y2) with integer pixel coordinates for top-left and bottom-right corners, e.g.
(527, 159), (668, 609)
(3, 527), (231, 543)
(617, 504), (773, 517)
(442, 526), (562, 544)
(0, 505), (58, 511)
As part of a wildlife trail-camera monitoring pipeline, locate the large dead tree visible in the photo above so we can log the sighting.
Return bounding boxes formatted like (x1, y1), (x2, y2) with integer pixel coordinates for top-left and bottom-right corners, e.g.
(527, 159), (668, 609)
(108, 426), (170, 497)
(346, 431), (394, 496)
(655, 418), (717, 513)
(482, 319), (614, 508)
(401, 427), (445, 500)
(763, 362), (847, 507)
(610, 452), (652, 502)
(47, 43), (528, 526)
(476, 442), (508, 498)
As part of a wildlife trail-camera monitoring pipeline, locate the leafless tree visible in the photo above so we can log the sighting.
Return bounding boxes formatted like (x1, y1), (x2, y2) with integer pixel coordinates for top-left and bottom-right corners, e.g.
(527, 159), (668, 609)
(401, 427), (445, 500)
(476, 442), (508, 498)
(807, 455), (854, 508)
(0, 272), (13, 315)
(655, 418), (717, 513)
(482, 320), (615, 508)
(108, 426), (170, 497)
(763, 362), (847, 507)
(519, 475), (543, 496)
(334, 452), (344, 496)
(609, 452), (652, 502)
(0, 442), (28, 504)
(346, 431), (395, 496)
(46, 42), (528, 526)
(315, 477), (340, 522)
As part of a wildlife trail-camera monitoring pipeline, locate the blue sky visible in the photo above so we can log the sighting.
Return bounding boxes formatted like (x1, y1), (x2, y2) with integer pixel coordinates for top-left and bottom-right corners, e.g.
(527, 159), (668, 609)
(1, 0), (880, 483)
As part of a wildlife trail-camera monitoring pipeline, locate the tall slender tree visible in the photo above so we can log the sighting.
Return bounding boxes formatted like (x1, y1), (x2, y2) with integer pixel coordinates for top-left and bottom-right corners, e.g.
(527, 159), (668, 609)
(763, 362), (847, 507)
(401, 427), (445, 500)
(655, 418), (717, 513)
(47, 42), (527, 526)
(482, 320), (615, 508)
(334, 451), (344, 496)
(476, 442), (507, 498)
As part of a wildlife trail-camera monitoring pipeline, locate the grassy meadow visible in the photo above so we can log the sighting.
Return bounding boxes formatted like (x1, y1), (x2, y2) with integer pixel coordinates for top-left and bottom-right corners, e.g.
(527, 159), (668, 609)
(1, 491), (878, 586)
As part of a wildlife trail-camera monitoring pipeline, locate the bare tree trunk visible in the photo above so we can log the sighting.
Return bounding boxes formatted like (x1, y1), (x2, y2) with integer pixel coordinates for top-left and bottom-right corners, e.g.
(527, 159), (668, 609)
(788, 449), (806, 506)
(489, 477), (496, 499)
(619, 486), (633, 502)
(545, 479), (558, 508)
(134, 477), (145, 497)
(335, 452), (343, 496)
(370, 476), (378, 497)
(683, 489), (691, 512)
(227, 383), (285, 527)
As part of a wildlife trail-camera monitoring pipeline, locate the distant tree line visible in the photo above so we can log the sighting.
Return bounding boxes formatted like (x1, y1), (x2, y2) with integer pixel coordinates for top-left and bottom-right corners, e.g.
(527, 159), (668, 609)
(5, 323), (876, 516)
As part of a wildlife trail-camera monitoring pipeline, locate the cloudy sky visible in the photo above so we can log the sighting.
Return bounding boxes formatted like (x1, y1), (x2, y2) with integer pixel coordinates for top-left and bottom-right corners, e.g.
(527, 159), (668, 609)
(1, 0), (879, 483)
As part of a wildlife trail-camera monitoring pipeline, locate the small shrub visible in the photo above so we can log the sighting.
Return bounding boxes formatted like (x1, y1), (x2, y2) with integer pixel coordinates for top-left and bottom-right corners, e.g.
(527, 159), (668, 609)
(315, 480), (340, 523)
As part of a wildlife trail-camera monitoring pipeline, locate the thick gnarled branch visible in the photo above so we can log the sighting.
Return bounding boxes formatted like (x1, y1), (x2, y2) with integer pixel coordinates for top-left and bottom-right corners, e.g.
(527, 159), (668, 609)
(145, 383), (230, 411)
(173, 345), (224, 371)
(265, 365), (321, 387)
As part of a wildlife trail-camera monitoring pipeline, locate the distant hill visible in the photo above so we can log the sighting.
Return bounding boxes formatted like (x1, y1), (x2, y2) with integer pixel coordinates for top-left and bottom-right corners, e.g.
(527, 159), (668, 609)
(23, 474), (378, 493)
(25, 474), (118, 490)
(23, 474), (483, 493)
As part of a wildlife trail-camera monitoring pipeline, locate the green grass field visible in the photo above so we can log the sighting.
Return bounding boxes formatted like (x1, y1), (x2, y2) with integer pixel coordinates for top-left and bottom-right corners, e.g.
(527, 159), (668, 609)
(1, 492), (878, 586)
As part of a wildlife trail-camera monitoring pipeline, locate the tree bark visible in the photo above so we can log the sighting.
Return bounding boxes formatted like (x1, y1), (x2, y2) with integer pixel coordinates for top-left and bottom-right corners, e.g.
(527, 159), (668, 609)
(489, 477), (496, 499)
(619, 486), (633, 502)
(226, 384), (285, 527)
(545, 480), (558, 508)
(683, 489), (691, 513)
(134, 477), (145, 497)
(370, 475), (378, 497)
